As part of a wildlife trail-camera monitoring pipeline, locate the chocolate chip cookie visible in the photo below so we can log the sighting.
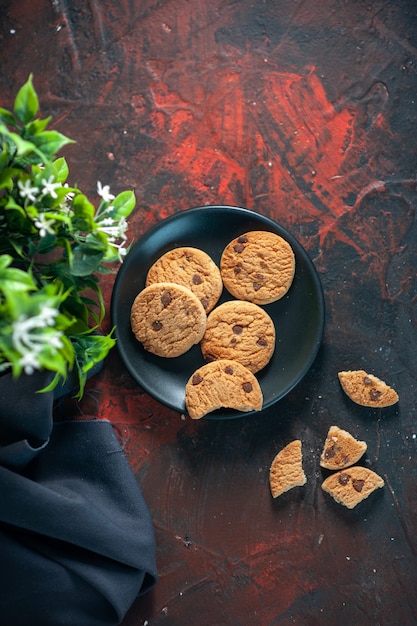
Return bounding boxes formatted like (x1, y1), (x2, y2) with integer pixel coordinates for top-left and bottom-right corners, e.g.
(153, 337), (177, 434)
(200, 300), (275, 373)
(130, 282), (206, 358)
(321, 466), (384, 509)
(338, 370), (399, 408)
(320, 425), (367, 470)
(185, 359), (263, 419)
(146, 246), (223, 313)
(220, 230), (295, 304)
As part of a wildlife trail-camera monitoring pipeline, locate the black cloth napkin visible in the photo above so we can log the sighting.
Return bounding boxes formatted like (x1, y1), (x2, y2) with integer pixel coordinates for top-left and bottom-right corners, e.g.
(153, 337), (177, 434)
(0, 370), (157, 626)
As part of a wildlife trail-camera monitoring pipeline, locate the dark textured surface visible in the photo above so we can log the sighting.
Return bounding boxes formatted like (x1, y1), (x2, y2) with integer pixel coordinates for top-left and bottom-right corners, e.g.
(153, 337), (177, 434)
(1, 1), (417, 624)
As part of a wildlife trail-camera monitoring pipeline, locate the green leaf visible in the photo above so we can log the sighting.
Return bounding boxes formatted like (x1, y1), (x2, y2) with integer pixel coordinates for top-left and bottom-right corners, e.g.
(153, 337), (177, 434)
(0, 255), (12, 270)
(0, 267), (35, 292)
(37, 348), (68, 378)
(13, 74), (39, 124)
(5, 131), (36, 156)
(40, 371), (62, 394)
(71, 194), (96, 231)
(76, 332), (115, 370)
(25, 116), (52, 136)
(0, 147), (10, 170)
(52, 157), (69, 183)
(71, 245), (104, 276)
(109, 190), (136, 219)
(0, 167), (19, 190)
(0, 107), (16, 126)
(31, 130), (74, 158)
(5, 195), (26, 214)
(71, 331), (115, 398)
(32, 232), (58, 254)
(85, 231), (108, 251)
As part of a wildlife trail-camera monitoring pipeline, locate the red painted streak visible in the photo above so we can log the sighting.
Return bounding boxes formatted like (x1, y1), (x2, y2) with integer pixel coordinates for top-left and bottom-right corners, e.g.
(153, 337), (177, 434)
(143, 56), (394, 257)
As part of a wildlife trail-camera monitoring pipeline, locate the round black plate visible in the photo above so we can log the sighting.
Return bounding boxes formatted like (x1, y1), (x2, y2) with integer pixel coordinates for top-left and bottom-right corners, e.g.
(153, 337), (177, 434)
(111, 206), (325, 419)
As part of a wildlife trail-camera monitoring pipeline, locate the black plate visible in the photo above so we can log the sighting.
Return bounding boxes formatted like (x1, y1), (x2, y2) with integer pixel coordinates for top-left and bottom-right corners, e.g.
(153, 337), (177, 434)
(111, 206), (325, 419)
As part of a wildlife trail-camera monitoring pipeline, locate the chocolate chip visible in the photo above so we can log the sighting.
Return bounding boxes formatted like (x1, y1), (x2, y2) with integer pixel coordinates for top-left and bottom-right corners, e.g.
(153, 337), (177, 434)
(324, 444), (336, 459)
(253, 282), (262, 291)
(225, 365), (234, 375)
(242, 382), (253, 393)
(192, 373), (203, 385)
(237, 235), (248, 243)
(204, 354), (216, 363)
(192, 274), (202, 285)
(233, 243), (245, 253)
(152, 320), (163, 331)
(161, 291), (172, 308)
(363, 376), (372, 385)
(370, 389), (382, 401)
(352, 479), (365, 492)
(338, 473), (350, 486)
(200, 297), (209, 310)
(232, 325), (243, 335)
(255, 273), (264, 280)
(234, 266), (242, 275)
(257, 337), (267, 347)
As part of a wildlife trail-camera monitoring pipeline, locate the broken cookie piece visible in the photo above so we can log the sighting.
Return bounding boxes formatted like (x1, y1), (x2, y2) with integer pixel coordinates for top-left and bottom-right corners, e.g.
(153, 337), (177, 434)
(320, 425), (367, 470)
(322, 466), (384, 509)
(269, 440), (307, 498)
(185, 359), (263, 419)
(338, 370), (399, 408)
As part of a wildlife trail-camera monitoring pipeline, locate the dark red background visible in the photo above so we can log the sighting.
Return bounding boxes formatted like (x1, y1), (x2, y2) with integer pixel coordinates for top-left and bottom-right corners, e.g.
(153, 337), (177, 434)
(1, 1), (417, 624)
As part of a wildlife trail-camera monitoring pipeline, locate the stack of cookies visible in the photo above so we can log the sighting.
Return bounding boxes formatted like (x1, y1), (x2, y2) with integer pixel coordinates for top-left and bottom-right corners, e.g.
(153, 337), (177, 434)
(130, 230), (296, 419)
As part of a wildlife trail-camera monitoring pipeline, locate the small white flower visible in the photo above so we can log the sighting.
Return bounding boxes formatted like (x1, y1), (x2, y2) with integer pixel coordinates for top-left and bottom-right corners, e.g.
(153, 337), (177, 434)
(38, 306), (59, 326)
(97, 216), (128, 242)
(12, 311), (64, 375)
(34, 213), (56, 237)
(17, 179), (39, 202)
(97, 181), (115, 203)
(110, 240), (128, 262)
(63, 183), (75, 202)
(117, 243), (127, 260)
(13, 317), (40, 354)
(117, 216), (128, 240)
(19, 351), (41, 375)
(48, 334), (64, 349)
(41, 175), (61, 199)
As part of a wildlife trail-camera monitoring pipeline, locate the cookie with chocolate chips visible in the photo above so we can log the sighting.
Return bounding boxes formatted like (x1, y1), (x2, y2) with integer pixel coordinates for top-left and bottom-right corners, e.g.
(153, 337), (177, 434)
(321, 466), (384, 509)
(220, 230), (295, 305)
(130, 282), (206, 357)
(200, 300), (275, 373)
(320, 425), (367, 470)
(338, 370), (399, 408)
(146, 246), (223, 313)
(185, 359), (263, 419)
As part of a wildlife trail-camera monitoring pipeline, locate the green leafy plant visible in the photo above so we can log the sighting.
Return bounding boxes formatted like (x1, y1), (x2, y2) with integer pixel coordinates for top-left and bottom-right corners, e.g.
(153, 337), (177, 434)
(0, 75), (135, 397)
